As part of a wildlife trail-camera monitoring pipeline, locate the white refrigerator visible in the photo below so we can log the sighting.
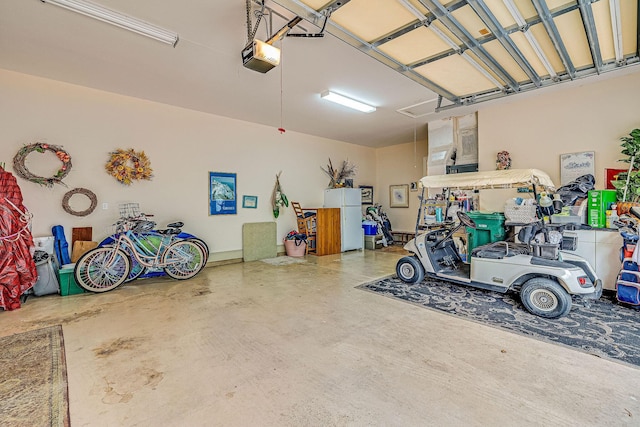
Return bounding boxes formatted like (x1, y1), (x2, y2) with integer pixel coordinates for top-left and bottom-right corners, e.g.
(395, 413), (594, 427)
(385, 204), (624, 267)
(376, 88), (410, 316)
(324, 188), (364, 252)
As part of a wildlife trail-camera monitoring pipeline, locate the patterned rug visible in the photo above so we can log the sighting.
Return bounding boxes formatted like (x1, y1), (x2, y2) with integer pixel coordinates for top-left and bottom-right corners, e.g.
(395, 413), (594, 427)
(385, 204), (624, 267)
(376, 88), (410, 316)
(0, 325), (70, 426)
(358, 276), (640, 368)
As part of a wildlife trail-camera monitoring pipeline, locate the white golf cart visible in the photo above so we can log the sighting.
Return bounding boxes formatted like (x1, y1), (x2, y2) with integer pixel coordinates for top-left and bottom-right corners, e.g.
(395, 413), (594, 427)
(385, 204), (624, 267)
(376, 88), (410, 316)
(396, 169), (603, 318)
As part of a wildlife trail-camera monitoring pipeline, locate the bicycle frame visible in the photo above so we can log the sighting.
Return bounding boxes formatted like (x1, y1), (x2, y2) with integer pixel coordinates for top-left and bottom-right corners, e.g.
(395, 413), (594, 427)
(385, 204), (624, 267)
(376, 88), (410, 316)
(111, 230), (178, 269)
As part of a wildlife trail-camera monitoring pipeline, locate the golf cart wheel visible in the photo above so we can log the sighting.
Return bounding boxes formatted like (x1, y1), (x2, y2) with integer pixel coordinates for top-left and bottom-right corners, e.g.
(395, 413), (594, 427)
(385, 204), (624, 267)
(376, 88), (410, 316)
(396, 256), (425, 284)
(520, 278), (572, 318)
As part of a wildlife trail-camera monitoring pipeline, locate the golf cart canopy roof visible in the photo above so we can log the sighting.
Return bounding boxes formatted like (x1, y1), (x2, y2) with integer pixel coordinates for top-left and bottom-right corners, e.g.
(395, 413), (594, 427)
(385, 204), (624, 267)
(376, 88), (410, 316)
(419, 169), (556, 191)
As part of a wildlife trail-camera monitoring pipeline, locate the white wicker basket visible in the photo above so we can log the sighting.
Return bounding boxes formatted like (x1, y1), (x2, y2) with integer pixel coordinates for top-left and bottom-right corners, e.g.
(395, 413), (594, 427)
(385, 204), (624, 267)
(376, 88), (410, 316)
(504, 202), (537, 224)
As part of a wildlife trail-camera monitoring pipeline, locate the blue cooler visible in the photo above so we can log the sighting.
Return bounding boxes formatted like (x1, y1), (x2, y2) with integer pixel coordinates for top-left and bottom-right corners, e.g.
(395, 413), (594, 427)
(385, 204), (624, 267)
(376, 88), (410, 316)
(362, 221), (377, 235)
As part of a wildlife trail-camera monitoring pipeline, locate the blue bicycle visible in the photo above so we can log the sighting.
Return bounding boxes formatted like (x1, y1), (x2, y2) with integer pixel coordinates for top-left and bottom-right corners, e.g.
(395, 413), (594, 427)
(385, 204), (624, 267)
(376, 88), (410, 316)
(74, 217), (207, 292)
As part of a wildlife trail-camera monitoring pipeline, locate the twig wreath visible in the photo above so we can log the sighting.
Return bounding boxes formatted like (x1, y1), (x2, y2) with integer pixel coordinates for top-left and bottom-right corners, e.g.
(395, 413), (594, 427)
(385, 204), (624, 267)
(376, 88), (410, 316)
(105, 148), (153, 185)
(62, 188), (97, 217)
(12, 142), (72, 187)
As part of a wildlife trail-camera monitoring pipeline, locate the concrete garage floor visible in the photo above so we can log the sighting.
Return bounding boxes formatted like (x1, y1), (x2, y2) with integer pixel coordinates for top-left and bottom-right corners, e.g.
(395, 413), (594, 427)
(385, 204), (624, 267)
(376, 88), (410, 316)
(2, 248), (640, 426)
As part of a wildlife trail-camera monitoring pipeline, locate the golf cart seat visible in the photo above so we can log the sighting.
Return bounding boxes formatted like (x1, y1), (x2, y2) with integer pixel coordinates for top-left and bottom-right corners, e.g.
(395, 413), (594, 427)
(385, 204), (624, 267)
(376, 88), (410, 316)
(471, 241), (531, 259)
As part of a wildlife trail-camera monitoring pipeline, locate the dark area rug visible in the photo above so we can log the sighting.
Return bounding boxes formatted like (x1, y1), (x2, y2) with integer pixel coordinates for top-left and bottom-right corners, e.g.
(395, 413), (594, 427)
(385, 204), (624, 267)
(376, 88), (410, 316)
(0, 325), (70, 426)
(358, 276), (640, 368)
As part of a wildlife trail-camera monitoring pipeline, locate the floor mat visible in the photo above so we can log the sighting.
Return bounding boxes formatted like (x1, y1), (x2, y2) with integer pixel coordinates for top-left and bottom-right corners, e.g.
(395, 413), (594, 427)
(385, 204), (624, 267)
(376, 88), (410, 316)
(0, 325), (70, 426)
(358, 276), (640, 368)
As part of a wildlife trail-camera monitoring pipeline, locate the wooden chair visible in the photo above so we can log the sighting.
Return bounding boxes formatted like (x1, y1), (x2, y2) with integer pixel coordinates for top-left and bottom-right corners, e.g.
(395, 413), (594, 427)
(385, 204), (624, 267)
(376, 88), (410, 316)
(291, 202), (317, 254)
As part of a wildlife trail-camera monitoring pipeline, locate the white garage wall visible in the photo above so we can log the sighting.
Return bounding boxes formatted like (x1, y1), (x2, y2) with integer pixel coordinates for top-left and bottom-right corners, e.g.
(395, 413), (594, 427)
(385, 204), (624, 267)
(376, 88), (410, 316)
(0, 69), (377, 261)
(375, 135), (428, 232)
(477, 71), (640, 212)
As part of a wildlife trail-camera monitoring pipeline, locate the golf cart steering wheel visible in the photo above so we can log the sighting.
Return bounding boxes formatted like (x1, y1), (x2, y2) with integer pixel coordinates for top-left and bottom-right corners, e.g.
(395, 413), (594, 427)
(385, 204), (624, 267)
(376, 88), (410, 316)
(457, 211), (477, 229)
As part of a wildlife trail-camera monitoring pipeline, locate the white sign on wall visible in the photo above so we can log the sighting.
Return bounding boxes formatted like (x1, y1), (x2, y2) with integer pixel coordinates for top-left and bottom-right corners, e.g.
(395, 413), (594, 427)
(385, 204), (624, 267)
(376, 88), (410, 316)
(560, 151), (595, 185)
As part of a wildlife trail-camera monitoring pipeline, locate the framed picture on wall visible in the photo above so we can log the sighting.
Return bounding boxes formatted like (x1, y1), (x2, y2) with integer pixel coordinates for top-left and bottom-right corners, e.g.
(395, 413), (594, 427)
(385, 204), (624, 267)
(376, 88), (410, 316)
(360, 185), (373, 205)
(209, 172), (237, 215)
(242, 195), (258, 208)
(606, 168), (628, 190)
(560, 151), (595, 185)
(389, 184), (409, 208)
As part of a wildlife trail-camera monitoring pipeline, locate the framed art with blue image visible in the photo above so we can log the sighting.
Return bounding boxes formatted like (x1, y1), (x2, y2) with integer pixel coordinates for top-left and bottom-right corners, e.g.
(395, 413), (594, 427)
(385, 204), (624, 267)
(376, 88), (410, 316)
(209, 172), (237, 215)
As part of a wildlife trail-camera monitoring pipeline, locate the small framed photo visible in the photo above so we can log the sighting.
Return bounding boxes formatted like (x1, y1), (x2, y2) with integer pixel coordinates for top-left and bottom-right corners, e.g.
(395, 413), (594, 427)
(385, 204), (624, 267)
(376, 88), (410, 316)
(242, 195), (258, 208)
(410, 182), (418, 192)
(360, 185), (373, 205)
(209, 172), (237, 215)
(389, 184), (409, 208)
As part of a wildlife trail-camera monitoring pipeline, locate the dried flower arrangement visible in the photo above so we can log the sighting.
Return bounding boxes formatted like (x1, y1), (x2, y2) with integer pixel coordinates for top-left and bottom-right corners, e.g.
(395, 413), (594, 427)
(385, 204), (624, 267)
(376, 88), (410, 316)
(320, 158), (357, 188)
(105, 149), (153, 185)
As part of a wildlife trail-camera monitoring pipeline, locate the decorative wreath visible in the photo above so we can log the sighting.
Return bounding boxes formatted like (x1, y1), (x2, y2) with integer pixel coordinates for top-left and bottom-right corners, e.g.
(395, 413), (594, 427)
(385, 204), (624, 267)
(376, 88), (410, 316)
(62, 188), (98, 217)
(105, 148), (153, 185)
(12, 142), (72, 187)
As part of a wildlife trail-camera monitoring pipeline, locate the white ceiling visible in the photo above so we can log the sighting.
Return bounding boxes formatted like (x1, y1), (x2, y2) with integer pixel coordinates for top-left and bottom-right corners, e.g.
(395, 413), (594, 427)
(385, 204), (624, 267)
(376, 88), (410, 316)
(1, 0), (638, 148)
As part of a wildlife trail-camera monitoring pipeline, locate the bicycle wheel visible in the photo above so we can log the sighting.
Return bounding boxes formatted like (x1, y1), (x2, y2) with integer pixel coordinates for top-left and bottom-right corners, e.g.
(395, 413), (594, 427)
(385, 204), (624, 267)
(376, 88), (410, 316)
(74, 247), (131, 292)
(103, 244), (147, 282)
(184, 238), (209, 268)
(162, 240), (205, 280)
(126, 258), (148, 282)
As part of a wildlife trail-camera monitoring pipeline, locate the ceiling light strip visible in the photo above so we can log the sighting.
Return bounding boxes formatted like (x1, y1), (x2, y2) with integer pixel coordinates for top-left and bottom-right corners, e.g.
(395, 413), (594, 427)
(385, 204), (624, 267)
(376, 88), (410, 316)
(320, 91), (376, 113)
(609, 0), (624, 64)
(41, 0), (179, 46)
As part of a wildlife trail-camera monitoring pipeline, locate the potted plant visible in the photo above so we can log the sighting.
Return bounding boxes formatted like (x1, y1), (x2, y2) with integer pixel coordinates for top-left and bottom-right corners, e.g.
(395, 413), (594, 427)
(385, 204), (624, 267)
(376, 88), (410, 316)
(612, 129), (640, 204)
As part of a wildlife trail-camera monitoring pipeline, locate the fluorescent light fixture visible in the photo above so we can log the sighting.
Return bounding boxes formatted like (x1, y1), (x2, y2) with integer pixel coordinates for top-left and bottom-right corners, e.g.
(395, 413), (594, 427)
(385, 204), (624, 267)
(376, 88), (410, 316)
(396, 0), (425, 22)
(609, 0), (624, 63)
(41, 0), (179, 46)
(461, 52), (504, 89)
(502, 0), (527, 28)
(320, 91), (376, 113)
(428, 24), (461, 53)
(523, 30), (557, 79)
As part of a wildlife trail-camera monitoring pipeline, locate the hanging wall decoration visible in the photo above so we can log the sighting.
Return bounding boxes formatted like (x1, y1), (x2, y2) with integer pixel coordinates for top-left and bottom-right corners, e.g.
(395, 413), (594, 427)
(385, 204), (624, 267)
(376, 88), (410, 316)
(62, 188), (97, 217)
(105, 148), (153, 185)
(12, 142), (72, 187)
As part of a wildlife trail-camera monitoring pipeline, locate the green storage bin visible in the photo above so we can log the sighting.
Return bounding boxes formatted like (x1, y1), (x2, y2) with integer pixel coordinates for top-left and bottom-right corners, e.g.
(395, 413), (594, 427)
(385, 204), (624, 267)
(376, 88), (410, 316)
(57, 264), (86, 296)
(465, 211), (506, 257)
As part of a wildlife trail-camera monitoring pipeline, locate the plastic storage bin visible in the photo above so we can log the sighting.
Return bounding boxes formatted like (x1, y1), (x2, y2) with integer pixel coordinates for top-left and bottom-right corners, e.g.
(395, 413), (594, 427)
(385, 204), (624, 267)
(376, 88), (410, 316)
(465, 211), (506, 257)
(57, 264), (86, 296)
(362, 221), (378, 236)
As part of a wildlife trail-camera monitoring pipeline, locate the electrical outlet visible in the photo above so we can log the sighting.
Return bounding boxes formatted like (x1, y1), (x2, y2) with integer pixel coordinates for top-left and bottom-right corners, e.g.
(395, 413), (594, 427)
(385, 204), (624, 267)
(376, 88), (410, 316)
(102, 203), (108, 210)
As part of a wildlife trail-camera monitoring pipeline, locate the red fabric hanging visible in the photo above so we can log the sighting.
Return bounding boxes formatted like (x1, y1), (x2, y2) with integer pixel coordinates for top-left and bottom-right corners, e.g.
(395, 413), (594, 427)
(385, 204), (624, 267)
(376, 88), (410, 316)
(0, 168), (37, 310)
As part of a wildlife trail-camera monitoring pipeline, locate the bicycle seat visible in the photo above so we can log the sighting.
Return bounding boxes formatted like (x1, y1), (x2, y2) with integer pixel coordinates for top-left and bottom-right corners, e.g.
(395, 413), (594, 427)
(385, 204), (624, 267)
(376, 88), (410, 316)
(157, 228), (181, 235)
(167, 222), (184, 229)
